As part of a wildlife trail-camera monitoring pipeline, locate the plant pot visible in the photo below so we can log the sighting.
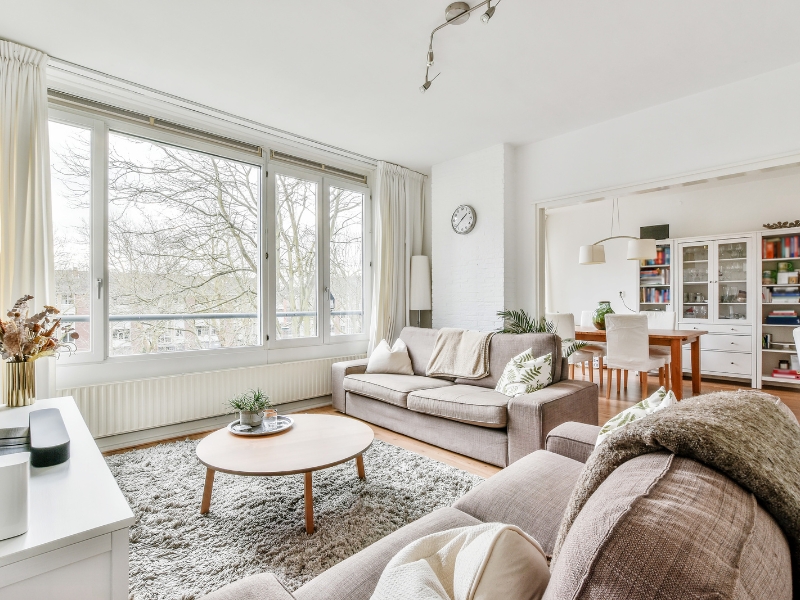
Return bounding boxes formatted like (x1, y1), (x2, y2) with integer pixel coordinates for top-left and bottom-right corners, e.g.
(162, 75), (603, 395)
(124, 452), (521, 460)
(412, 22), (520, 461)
(3, 361), (36, 407)
(592, 301), (615, 330)
(239, 410), (264, 427)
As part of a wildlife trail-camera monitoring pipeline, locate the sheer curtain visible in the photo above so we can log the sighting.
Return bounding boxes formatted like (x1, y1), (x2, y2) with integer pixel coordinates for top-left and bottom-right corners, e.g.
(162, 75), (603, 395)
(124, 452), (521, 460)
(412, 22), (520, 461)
(0, 41), (55, 398)
(369, 162), (425, 352)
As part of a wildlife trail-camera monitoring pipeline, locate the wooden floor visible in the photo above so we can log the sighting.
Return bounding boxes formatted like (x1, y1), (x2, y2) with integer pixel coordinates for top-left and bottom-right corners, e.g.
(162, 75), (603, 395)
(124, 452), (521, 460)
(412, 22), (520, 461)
(105, 373), (800, 479)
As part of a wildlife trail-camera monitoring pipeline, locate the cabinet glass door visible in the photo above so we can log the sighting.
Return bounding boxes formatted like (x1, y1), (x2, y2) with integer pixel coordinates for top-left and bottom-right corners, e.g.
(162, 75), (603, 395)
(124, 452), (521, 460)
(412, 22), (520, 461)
(717, 240), (749, 322)
(681, 244), (710, 320)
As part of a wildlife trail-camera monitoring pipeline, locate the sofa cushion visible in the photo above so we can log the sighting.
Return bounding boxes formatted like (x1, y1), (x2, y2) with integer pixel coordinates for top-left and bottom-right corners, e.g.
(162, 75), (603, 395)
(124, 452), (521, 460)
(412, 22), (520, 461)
(545, 422), (601, 463)
(343, 374), (453, 408)
(407, 384), (510, 428)
(453, 450), (583, 556)
(398, 327), (441, 376)
(294, 507), (481, 600)
(545, 453), (792, 600)
(456, 333), (563, 389)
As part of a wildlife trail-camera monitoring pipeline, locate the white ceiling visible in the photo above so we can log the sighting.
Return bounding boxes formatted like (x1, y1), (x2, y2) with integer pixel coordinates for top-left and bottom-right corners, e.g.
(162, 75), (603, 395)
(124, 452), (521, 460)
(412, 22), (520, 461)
(3, 1), (800, 172)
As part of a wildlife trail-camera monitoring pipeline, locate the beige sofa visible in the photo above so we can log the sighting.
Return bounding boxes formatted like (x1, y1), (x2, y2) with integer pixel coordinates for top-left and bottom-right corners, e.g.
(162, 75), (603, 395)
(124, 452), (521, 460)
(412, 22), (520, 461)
(331, 327), (598, 467)
(205, 422), (792, 600)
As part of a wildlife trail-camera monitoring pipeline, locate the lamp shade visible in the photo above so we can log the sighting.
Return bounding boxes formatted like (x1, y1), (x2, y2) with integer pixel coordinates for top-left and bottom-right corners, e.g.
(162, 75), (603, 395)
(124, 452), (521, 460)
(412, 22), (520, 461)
(409, 255), (432, 310)
(627, 238), (657, 261)
(578, 244), (606, 265)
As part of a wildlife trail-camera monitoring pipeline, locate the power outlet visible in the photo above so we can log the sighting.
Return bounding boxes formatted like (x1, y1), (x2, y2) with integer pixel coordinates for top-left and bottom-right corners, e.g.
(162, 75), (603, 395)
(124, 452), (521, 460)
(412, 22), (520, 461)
(618, 290), (625, 299)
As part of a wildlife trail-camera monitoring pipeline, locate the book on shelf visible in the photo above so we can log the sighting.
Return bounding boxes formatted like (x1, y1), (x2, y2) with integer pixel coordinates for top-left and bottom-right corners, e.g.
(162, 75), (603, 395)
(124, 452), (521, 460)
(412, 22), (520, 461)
(771, 369), (800, 380)
(640, 287), (670, 303)
(765, 309), (800, 325)
(763, 235), (800, 259)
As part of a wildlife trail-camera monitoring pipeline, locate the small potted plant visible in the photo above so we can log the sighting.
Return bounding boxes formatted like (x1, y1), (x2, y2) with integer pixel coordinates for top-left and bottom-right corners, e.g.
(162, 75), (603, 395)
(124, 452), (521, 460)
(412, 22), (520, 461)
(228, 388), (273, 428)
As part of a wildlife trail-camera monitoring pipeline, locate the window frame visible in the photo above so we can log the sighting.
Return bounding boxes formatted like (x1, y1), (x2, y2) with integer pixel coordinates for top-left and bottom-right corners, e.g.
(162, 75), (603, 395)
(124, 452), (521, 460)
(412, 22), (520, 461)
(267, 165), (371, 349)
(49, 103), (372, 376)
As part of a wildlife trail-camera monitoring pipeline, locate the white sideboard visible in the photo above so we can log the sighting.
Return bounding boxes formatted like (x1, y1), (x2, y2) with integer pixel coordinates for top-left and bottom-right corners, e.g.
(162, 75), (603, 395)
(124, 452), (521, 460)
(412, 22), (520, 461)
(0, 397), (134, 599)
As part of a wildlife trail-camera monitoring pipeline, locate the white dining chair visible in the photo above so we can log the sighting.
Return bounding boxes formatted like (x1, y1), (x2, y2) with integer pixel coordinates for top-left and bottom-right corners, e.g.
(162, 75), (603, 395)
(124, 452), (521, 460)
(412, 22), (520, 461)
(605, 314), (666, 400)
(547, 313), (597, 383)
(578, 310), (607, 387)
(642, 310), (676, 390)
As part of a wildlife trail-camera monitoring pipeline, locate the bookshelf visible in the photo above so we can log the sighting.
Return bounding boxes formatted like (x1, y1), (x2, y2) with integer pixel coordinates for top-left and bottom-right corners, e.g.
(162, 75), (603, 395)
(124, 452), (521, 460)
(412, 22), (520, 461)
(638, 240), (672, 312)
(759, 226), (800, 386)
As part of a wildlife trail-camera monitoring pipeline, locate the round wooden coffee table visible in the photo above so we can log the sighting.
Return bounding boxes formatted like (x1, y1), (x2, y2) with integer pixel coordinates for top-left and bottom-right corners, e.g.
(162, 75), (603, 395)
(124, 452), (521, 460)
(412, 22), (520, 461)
(196, 414), (373, 533)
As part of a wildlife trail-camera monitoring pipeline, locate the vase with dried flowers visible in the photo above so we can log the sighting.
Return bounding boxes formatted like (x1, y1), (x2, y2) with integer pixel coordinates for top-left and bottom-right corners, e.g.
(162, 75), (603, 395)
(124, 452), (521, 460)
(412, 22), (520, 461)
(0, 295), (78, 407)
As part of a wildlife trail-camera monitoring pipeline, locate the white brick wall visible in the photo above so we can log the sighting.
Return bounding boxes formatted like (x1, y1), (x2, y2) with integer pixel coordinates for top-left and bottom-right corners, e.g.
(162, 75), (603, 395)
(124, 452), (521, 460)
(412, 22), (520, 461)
(431, 144), (515, 330)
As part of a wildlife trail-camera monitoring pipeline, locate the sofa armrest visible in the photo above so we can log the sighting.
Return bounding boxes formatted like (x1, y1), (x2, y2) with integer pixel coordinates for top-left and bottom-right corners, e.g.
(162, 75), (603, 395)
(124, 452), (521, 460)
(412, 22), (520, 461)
(202, 573), (295, 600)
(545, 422), (602, 463)
(331, 358), (369, 412)
(507, 380), (598, 464)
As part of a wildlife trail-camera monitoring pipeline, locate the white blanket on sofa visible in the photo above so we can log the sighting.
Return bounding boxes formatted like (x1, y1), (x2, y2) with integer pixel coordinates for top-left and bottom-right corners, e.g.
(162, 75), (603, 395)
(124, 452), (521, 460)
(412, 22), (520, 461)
(425, 328), (494, 380)
(370, 522), (549, 600)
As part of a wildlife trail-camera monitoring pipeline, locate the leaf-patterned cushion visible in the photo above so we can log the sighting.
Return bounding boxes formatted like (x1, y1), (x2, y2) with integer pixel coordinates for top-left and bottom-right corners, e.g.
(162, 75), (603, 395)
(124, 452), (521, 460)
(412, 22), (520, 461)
(494, 349), (553, 398)
(595, 386), (677, 447)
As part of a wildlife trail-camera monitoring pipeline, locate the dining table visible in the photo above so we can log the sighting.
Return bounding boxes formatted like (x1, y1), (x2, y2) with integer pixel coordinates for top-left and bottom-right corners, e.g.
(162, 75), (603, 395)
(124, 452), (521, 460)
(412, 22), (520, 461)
(574, 326), (707, 400)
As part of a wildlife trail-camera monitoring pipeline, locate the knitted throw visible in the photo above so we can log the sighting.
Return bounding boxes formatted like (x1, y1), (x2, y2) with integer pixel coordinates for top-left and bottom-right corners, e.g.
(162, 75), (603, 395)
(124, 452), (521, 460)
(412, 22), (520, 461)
(550, 390), (800, 596)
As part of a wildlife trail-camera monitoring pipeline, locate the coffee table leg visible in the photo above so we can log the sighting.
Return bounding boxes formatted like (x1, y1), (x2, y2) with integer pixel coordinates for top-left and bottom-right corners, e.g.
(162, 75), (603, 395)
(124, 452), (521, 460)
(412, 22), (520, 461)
(356, 454), (366, 480)
(304, 471), (314, 534)
(200, 468), (215, 514)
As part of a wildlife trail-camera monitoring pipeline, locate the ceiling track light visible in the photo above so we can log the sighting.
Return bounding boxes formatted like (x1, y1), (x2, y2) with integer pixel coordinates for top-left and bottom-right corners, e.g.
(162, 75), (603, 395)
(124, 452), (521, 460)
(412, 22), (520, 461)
(420, 0), (503, 93)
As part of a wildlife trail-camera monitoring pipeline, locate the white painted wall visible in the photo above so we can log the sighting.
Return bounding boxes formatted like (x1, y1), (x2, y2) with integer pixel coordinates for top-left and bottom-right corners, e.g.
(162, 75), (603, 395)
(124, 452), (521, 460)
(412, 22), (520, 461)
(514, 60), (800, 314)
(431, 144), (515, 330)
(546, 169), (800, 317)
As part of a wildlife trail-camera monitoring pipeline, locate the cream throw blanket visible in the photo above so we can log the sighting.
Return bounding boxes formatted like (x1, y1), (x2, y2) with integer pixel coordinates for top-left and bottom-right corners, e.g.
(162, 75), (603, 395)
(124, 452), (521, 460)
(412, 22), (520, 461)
(371, 522), (549, 600)
(426, 328), (494, 379)
(551, 390), (800, 597)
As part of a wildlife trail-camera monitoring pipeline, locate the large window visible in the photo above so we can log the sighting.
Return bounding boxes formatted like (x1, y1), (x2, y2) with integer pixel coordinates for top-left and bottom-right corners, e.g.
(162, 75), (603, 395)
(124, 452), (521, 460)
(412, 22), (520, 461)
(50, 121), (93, 352)
(105, 132), (260, 356)
(49, 107), (368, 368)
(273, 172), (367, 345)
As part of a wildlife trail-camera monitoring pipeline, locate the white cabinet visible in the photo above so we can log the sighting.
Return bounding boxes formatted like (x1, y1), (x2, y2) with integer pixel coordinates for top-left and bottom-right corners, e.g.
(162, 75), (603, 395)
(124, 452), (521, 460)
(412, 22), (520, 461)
(674, 235), (756, 384)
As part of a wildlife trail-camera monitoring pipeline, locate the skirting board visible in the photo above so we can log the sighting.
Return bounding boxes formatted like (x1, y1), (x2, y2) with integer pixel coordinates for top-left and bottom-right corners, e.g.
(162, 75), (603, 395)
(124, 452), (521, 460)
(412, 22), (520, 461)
(94, 395), (333, 453)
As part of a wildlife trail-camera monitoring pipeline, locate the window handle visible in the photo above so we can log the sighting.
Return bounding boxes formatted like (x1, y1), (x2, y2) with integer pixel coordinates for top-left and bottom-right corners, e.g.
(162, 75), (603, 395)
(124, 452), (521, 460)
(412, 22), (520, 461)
(97, 278), (103, 299)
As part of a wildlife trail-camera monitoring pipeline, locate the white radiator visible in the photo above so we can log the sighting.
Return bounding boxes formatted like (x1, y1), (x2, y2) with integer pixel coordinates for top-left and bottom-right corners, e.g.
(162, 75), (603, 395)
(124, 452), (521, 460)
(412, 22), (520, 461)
(57, 354), (365, 438)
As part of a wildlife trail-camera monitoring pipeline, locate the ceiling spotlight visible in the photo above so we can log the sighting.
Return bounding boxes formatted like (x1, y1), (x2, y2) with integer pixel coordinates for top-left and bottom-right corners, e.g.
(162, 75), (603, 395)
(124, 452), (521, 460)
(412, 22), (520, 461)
(420, 68), (440, 94)
(481, 3), (495, 23)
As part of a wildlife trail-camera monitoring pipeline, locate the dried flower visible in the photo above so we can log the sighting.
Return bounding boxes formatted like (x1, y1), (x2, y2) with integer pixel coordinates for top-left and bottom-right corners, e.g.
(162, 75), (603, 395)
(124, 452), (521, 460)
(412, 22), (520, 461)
(0, 295), (78, 362)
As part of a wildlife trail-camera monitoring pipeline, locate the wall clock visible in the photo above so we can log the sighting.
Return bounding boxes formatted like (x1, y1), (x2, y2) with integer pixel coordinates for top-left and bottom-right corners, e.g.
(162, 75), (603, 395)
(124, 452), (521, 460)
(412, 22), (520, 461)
(451, 204), (476, 234)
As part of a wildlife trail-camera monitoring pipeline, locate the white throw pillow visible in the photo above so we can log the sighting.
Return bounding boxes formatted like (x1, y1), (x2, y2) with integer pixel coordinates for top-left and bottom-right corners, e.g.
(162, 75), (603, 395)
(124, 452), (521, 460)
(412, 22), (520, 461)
(595, 386), (677, 447)
(370, 522), (550, 600)
(366, 339), (414, 375)
(494, 350), (553, 398)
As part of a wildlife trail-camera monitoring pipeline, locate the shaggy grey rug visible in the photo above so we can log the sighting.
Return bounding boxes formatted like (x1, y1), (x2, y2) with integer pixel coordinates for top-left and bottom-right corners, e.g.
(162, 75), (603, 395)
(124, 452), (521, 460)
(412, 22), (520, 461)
(106, 438), (483, 600)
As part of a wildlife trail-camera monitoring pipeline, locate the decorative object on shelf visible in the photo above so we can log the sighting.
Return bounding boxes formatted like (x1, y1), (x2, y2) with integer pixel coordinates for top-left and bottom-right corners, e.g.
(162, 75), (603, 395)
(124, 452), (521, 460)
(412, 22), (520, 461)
(579, 198), (658, 264)
(227, 388), (272, 429)
(0, 295), (78, 407)
(0, 452), (28, 541)
(763, 220), (800, 230)
(450, 205), (476, 234)
(778, 359), (791, 370)
(762, 333), (772, 349)
(419, 1), (504, 93)
(410, 255), (432, 326)
(592, 301), (615, 330)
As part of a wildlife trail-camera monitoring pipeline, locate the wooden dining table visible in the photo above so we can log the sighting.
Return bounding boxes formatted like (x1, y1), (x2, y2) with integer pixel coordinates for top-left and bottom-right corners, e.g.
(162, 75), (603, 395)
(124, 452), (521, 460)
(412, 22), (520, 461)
(574, 326), (707, 400)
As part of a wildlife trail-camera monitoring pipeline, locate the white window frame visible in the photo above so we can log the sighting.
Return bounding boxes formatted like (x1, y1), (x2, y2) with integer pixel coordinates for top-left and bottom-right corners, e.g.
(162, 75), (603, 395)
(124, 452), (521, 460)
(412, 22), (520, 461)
(268, 165), (371, 349)
(49, 105), (269, 368)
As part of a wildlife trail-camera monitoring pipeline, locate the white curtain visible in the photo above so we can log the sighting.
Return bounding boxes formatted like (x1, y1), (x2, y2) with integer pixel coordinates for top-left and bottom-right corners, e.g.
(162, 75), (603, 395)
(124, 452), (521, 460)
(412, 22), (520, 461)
(369, 161), (425, 352)
(0, 41), (55, 398)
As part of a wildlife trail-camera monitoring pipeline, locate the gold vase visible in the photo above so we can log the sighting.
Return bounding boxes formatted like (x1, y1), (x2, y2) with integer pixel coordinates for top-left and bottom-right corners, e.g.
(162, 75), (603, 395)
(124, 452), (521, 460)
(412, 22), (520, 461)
(4, 361), (36, 407)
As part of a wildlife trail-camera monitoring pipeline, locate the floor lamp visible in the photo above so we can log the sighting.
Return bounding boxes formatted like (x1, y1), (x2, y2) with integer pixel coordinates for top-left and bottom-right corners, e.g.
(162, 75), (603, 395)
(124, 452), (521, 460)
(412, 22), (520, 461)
(410, 256), (431, 327)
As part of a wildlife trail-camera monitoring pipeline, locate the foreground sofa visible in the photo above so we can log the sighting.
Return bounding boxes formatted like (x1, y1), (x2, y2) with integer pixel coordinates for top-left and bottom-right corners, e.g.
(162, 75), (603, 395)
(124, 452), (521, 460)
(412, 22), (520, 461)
(331, 327), (598, 467)
(205, 421), (792, 600)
